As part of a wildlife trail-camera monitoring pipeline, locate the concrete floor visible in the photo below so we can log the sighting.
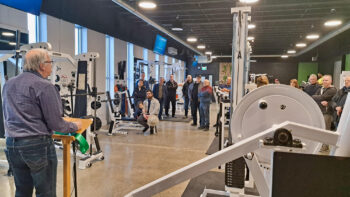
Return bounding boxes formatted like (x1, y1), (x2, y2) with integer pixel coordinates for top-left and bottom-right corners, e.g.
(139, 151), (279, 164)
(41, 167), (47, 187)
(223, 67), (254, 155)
(0, 107), (218, 197)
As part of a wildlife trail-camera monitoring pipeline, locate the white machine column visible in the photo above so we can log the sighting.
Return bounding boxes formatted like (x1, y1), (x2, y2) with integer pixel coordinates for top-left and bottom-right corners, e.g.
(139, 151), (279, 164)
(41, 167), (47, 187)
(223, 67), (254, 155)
(229, 7), (251, 140)
(333, 94), (350, 157)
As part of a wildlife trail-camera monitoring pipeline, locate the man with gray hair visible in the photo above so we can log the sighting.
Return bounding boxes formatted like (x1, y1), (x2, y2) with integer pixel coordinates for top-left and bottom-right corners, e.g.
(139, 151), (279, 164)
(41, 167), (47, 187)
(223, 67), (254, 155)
(303, 74), (321, 96)
(312, 75), (337, 152)
(3, 48), (81, 196)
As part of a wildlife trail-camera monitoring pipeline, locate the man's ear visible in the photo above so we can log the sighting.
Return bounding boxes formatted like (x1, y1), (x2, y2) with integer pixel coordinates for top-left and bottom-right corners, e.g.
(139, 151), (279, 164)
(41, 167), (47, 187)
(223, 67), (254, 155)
(39, 63), (46, 71)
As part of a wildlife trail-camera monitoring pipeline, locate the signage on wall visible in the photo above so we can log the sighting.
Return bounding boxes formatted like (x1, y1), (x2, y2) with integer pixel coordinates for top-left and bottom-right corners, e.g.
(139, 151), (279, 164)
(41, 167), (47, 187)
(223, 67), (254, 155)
(0, 0), (43, 15)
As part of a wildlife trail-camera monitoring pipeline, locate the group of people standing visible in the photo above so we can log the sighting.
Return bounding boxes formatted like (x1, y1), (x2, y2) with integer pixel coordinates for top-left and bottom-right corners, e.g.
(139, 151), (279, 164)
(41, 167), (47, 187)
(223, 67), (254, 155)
(133, 73), (214, 132)
(132, 73), (179, 134)
(182, 75), (213, 131)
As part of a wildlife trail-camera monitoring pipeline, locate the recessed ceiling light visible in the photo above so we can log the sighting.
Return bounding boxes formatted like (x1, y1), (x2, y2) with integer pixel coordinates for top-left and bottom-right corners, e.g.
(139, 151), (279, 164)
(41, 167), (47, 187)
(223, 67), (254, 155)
(248, 24), (256, 29)
(287, 50), (296, 54)
(239, 0), (259, 3)
(247, 36), (255, 41)
(197, 45), (206, 49)
(171, 27), (183, 31)
(9, 42), (16, 46)
(187, 37), (197, 42)
(281, 55), (289, 58)
(205, 51), (212, 55)
(306, 34), (320, 40)
(2, 32), (15, 37)
(296, 43), (307, 48)
(138, 1), (157, 9)
(324, 20), (342, 27)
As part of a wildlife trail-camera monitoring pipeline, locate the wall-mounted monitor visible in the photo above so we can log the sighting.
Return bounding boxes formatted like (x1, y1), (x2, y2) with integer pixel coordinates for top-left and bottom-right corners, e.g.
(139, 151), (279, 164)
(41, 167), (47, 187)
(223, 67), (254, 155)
(153, 34), (167, 55)
(0, 0), (42, 15)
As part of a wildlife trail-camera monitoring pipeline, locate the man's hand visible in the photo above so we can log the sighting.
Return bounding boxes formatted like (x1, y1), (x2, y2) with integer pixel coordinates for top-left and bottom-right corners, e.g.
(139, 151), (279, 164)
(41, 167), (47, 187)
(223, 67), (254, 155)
(222, 88), (230, 92)
(336, 106), (342, 116)
(321, 101), (328, 106)
(74, 121), (82, 130)
(143, 114), (149, 120)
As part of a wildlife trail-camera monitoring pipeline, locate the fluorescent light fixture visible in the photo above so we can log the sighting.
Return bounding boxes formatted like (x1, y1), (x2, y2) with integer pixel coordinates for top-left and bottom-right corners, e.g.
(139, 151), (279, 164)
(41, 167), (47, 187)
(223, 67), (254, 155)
(9, 42), (16, 46)
(138, 1), (157, 9)
(248, 24), (256, 29)
(296, 43), (307, 48)
(171, 27), (183, 31)
(187, 37), (197, 42)
(324, 20), (342, 27)
(2, 32), (15, 37)
(247, 36), (255, 41)
(306, 34), (320, 40)
(172, 21), (183, 31)
(197, 45), (206, 49)
(211, 56), (217, 59)
(205, 51), (212, 55)
(287, 50), (296, 54)
(239, 0), (259, 3)
(281, 55), (288, 58)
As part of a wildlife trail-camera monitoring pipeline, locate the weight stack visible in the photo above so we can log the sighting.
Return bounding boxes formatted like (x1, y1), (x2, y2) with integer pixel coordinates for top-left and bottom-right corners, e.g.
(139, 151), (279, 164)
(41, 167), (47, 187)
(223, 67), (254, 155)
(225, 157), (245, 188)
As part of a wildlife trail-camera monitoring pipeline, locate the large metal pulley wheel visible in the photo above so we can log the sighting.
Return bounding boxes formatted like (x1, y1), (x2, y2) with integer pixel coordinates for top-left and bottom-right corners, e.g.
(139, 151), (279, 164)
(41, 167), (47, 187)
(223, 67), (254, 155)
(231, 84), (325, 164)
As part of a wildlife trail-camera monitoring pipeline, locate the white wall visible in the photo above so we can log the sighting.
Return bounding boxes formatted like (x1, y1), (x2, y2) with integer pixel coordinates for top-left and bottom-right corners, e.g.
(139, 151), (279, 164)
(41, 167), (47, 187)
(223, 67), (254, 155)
(134, 45), (143, 59)
(46, 15), (75, 56)
(0, 5), (27, 32)
(87, 29), (107, 125)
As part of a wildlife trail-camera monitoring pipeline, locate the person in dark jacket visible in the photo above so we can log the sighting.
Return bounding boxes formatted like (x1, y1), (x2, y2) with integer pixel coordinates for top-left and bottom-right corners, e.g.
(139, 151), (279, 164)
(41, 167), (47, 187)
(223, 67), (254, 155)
(198, 80), (213, 131)
(165, 75), (178, 117)
(312, 75), (337, 152)
(329, 76), (350, 127)
(153, 77), (167, 120)
(188, 75), (203, 126)
(304, 74), (321, 96)
(182, 75), (193, 118)
(133, 102), (144, 119)
(135, 72), (150, 90)
(133, 80), (147, 112)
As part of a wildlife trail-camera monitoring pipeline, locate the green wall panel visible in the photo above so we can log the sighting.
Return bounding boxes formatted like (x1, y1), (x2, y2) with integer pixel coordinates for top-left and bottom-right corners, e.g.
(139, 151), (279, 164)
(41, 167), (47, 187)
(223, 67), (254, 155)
(345, 54), (350, 71)
(298, 62), (318, 84)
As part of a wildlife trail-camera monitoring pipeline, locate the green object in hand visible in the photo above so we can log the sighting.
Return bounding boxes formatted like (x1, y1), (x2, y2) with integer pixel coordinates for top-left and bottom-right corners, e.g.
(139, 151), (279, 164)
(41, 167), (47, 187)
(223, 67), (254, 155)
(54, 132), (89, 154)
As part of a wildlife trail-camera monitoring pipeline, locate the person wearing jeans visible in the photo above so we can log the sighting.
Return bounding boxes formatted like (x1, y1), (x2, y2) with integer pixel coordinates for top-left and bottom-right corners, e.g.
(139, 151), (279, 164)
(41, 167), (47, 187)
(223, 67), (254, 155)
(3, 49), (81, 196)
(198, 80), (213, 131)
(153, 77), (167, 120)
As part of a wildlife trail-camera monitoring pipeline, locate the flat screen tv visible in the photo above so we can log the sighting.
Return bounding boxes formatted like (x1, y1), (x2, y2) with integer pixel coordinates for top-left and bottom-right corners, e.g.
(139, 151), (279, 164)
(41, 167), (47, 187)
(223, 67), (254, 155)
(0, 0), (42, 15)
(153, 34), (167, 55)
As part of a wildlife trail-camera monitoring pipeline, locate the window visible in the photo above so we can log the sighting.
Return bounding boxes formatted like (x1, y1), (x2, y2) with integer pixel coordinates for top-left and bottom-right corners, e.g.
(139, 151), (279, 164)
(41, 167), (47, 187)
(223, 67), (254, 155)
(164, 55), (168, 79)
(143, 48), (148, 79)
(75, 25), (87, 55)
(127, 43), (134, 94)
(27, 13), (39, 43)
(155, 54), (159, 81)
(106, 35), (114, 97)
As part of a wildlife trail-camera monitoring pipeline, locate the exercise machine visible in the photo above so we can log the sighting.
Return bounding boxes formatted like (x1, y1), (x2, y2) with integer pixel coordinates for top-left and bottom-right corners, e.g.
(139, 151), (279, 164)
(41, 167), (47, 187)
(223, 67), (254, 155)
(125, 83), (350, 197)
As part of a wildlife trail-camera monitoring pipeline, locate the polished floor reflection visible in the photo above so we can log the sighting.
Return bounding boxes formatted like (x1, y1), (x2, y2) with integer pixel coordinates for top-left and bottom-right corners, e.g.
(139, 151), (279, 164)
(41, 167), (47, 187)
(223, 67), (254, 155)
(0, 108), (217, 197)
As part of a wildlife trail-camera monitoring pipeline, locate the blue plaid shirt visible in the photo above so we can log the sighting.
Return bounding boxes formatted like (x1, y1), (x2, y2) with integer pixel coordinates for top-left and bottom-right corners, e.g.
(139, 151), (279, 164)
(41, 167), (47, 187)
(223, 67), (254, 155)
(3, 71), (77, 138)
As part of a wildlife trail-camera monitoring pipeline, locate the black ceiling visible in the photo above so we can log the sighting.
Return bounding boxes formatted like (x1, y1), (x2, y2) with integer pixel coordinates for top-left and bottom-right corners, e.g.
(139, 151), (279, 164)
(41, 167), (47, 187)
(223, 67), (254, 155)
(121, 0), (350, 56)
(39, 0), (350, 60)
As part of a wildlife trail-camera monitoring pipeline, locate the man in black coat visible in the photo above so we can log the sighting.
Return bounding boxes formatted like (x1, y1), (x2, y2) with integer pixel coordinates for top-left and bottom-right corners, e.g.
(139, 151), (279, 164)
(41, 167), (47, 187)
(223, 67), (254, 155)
(133, 80), (147, 112)
(165, 74), (178, 117)
(304, 74), (321, 96)
(182, 75), (193, 118)
(153, 77), (167, 120)
(328, 76), (350, 127)
(312, 75), (337, 152)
